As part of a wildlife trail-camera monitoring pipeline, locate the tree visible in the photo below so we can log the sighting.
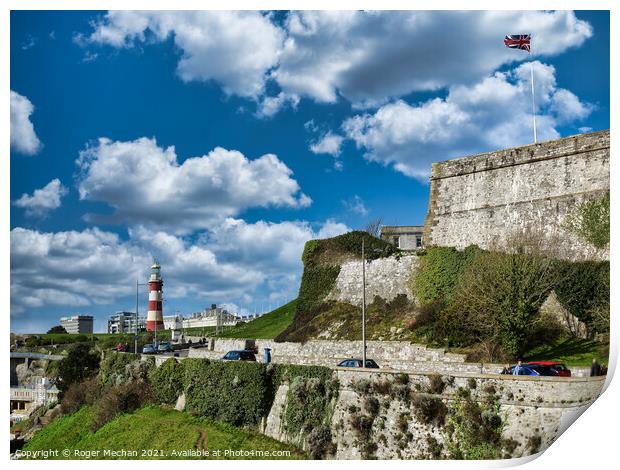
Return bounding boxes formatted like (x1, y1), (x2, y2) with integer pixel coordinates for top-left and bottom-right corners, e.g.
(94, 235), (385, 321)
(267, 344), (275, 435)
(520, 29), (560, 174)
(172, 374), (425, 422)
(57, 343), (100, 393)
(47, 325), (67, 334)
(437, 249), (564, 358)
(364, 217), (383, 238)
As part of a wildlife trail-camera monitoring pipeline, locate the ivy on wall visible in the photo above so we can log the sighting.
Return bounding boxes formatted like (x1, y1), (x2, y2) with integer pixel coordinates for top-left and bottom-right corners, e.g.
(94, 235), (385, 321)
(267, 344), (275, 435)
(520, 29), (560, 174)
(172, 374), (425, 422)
(149, 358), (185, 405)
(277, 231), (397, 342)
(412, 246), (480, 306)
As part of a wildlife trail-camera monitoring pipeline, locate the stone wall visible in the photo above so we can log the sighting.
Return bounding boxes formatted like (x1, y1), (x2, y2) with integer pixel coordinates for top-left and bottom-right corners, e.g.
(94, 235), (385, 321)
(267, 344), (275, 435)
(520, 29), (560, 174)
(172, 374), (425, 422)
(327, 254), (418, 306)
(423, 130), (610, 261)
(187, 337), (475, 372)
(264, 368), (606, 459)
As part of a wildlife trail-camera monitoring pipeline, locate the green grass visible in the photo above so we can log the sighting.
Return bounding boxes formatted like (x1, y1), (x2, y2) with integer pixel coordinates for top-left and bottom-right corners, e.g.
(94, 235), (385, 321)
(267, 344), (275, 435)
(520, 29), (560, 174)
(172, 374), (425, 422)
(218, 300), (297, 339)
(25, 301), (297, 346)
(524, 337), (608, 367)
(23, 405), (304, 460)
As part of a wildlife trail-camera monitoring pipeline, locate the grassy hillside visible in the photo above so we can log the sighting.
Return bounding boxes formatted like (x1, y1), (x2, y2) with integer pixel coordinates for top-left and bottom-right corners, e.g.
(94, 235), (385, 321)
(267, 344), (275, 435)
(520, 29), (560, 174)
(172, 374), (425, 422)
(276, 231), (406, 342)
(23, 405), (303, 460)
(219, 300), (297, 339)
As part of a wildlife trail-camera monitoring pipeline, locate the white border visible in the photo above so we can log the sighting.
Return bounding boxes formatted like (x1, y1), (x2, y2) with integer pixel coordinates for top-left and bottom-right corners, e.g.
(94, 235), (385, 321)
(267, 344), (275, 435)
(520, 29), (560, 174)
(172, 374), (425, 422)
(3, 1), (617, 468)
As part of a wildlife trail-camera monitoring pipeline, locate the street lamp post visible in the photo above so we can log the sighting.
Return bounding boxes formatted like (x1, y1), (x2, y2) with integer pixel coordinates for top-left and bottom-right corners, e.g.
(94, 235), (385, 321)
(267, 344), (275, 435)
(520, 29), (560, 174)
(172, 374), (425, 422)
(135, 280), (147, 354)
(362, 239), (367, 369)
(361, 240), (385, 369)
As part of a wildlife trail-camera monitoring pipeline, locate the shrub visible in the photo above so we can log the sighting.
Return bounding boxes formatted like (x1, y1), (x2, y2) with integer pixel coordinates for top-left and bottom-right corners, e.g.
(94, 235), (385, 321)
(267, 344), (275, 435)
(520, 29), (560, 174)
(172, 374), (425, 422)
(92, 380), (153, 431)
(397, 412), (410, 433)
(352, 378), (372, 395)
(149, 358), (185, 405)
(437, 250), (563, 358)
(564, 191), (609, 248)
(57, 343), (100, 393)
(372, 379), (392, 396)
(47, 325), (67, 334)
(428, 374), (446, 395)
(306, 425), (336, 459)
(60, 377), (102, 415)
(283, 374), (339, 438)
(444, 387), (510, 459)
(98, 351), (141, 387)
(363, 396), (380, 417)
(411, 395), (447, 426)
(554, 260), (609, 332)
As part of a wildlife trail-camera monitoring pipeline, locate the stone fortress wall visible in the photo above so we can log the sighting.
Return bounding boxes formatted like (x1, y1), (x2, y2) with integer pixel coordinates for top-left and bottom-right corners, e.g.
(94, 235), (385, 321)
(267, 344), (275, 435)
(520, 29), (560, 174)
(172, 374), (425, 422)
(423, 130), (610, 261)
(327, 254), (418, 306)
(184, 338), (591, 377)
(146, 354), (604, 459)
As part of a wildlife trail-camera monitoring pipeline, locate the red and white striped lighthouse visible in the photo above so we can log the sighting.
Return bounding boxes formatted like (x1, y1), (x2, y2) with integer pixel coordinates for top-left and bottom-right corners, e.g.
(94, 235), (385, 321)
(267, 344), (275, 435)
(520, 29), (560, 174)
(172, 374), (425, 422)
(146, 262), (164, 331)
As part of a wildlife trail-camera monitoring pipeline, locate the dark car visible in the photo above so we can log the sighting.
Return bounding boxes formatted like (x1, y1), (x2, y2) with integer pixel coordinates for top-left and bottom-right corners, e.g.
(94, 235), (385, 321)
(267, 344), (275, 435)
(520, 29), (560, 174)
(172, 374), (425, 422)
(527, 361), (571, 377)
(337, 358), (380, 369)
(222, 350), (256, 361)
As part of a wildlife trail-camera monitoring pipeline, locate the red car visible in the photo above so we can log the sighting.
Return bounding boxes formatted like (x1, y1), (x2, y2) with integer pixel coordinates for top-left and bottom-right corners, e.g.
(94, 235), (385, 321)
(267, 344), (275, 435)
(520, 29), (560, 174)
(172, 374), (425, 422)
(526, 361), (571, 377)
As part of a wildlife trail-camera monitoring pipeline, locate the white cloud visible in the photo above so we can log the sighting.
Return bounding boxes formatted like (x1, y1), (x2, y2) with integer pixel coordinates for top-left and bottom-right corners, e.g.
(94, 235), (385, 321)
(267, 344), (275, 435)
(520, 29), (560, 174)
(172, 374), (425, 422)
(256, 92), (300, 118)
(342, 195), (369, 216)
(14, 179), (68, 217)
(10, 227), (146, 315)
(86, 11), (284, 98)
(10, 91), (42, 155)
(274, 11), (592, 106)
(84, 11), (592, 113)
(310, 131), (344, 157)
(11, 218), (350, 316)
(343, 61), (593, 179)
(76, 137), (311, 233)
(206, 218), (348, 273)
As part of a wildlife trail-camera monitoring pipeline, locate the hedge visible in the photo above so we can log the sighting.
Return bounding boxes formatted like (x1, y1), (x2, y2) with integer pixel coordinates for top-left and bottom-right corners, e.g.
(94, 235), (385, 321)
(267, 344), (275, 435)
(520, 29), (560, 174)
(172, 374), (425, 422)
(184, 361), (270, 427)
(149, 358), (185, 405)
(98, 351), (141, 387)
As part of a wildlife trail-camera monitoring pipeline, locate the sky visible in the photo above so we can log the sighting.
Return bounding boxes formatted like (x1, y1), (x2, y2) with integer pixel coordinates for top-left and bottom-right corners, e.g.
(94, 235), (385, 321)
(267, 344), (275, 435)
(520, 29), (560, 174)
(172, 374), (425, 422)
(10, 10), (610, 333)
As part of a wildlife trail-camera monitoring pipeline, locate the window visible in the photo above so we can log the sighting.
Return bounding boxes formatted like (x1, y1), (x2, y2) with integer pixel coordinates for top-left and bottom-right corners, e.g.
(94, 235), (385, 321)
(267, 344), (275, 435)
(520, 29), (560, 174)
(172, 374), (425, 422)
(393, 236), (400, 248)
(416, 236), (423, 247)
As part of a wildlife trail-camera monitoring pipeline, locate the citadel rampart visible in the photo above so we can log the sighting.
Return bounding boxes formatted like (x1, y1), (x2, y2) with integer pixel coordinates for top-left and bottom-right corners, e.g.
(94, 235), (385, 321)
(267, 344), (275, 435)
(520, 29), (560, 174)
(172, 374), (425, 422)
(143, 352), (605, 459)
(423, 130), (610, 261)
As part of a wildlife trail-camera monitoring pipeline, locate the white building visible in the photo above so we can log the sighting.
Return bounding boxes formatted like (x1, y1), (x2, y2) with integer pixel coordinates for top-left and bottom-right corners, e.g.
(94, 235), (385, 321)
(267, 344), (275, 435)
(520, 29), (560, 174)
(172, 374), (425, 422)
(107, 311), (145, 334)
(163, 315), (183, 330)
(181, 304), (240, 329)
(60, 315), (93, 334)
(380, 225), (424, 250)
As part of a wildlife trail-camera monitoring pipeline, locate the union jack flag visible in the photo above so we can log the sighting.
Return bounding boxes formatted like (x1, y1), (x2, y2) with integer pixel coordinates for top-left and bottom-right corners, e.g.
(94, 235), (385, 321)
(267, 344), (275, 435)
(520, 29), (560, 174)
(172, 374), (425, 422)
(504, 34), (531, 52)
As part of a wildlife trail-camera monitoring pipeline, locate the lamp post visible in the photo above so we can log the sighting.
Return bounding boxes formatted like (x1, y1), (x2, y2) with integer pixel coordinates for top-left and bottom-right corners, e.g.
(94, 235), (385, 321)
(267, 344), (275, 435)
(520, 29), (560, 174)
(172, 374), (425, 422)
(135, 280), (147, 354)
(361, 239), (385, 369)
(362, 239), (367, 368)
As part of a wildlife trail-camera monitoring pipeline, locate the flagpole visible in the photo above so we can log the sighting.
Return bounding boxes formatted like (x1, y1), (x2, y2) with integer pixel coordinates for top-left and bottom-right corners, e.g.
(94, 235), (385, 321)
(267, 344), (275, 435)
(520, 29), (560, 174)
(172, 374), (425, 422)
(529, 33), (537, 143)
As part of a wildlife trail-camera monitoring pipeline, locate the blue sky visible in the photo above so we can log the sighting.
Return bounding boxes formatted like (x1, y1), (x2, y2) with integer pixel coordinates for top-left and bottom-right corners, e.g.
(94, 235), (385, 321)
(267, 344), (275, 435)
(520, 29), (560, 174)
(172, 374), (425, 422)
(10, 11), (609, 333)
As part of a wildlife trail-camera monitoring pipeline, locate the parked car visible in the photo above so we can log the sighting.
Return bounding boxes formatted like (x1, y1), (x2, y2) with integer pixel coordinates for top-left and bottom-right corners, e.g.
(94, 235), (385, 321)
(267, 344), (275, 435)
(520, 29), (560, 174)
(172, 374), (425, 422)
(337, 358), (380, 369)
(222, 350), (256, 361)
(526, 361), (571, 377)
(158, 341), (174, 353)
(115, 343), (126, 352)
(505, 365), (541, 376)
(142, 344), (156, 354)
